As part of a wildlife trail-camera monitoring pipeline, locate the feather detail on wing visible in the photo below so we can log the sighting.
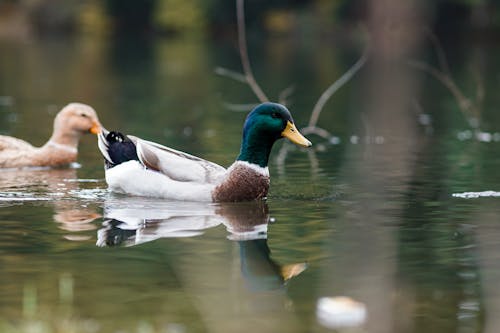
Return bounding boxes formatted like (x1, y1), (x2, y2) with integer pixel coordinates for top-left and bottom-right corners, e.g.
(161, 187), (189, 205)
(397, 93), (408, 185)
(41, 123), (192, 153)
(0, 135), (35, 151)
(97, 131), (113, 164)
(135, 138), (226, 184)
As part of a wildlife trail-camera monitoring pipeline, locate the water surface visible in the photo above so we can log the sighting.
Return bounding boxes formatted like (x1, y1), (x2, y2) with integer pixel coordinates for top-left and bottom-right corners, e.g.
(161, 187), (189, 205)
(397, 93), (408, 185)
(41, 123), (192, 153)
(1, 31), (500, 333)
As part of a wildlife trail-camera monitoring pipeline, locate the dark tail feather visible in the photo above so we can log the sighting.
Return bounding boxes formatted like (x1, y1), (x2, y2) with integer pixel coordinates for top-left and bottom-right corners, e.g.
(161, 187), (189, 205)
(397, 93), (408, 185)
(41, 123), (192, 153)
(98, 129), (139, 169)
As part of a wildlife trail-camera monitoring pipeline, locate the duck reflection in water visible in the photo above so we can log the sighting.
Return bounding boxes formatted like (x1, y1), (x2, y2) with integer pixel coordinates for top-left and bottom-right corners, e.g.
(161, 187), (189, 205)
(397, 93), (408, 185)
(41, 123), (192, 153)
(0, 168), (101, 240)
(54, 208), (101, 241)
(97, 198), (306, 289)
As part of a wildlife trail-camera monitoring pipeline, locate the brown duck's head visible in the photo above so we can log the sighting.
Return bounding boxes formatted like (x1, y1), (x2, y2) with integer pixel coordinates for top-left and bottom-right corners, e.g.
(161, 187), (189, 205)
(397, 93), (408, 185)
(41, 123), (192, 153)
(54, 103), (102, 136)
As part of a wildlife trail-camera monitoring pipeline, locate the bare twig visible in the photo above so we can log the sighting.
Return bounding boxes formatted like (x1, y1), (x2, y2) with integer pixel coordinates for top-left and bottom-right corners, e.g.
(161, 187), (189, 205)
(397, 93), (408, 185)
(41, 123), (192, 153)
(214, 67), (247, 83)
(359, 112), (370, 139)
(236, 0), (269, 103)
(222, 102), (258, 112)
(278, 85), (295, 106)
(275, 45), (368, 170)
(410, 29), (483, 129)
(308, 46), (369, 128)
(307, 149), (320, 177)
(407, 59), (475, 117)
(227, 0), (372, 172)
(276, 39), (369, 170)
(472, 66), (485, 106)
(300, 126), (332, 139)
(412, 99), (434, 134)
(276, 142), (292, 176)
(423, 27), (451, 75)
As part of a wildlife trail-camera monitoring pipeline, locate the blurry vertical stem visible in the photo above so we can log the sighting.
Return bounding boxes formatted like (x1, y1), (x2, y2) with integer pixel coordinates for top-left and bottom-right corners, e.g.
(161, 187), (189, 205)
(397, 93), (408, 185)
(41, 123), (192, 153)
(237, 0), (269, 103)
(59, 273), (74, 304)
(23, 283), (37, 318)
(308, 47), (369, 128)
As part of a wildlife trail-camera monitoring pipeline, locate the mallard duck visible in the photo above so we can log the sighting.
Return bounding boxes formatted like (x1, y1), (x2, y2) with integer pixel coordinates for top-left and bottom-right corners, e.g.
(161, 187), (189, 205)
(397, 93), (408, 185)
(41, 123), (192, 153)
(97, 102), (311, 202)
(0, 103), (101, 168)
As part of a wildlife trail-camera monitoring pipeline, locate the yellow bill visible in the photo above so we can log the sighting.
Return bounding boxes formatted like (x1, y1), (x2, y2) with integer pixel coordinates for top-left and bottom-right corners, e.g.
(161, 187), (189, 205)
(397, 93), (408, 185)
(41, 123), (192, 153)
(89, 121), (101, 134)
(281, 121), (312, 147)
(281, 262), (308, 281)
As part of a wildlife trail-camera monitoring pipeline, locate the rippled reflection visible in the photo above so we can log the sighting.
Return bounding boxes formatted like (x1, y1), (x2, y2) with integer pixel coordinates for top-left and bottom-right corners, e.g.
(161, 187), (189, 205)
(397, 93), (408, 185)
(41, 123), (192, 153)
(54, 208), (100, 241)
(97, 197), (306, 290)
(97, 197), (270, 246)
(0, 167), (79, 198)
(0, 168), (103, 240)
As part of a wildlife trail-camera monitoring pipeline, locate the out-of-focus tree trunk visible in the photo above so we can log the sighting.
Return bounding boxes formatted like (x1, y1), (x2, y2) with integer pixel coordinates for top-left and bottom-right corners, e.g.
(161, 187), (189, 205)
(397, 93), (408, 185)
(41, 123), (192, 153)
(317, 1), (426, 332)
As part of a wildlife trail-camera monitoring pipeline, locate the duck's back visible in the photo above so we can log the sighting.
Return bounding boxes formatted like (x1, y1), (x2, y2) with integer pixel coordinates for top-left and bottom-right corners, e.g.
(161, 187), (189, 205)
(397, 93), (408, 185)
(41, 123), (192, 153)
(0, 135), (35, 152)
(0, 136), (37, 168)
(0, 135), (77, 168)
(136, 138), (227, 183)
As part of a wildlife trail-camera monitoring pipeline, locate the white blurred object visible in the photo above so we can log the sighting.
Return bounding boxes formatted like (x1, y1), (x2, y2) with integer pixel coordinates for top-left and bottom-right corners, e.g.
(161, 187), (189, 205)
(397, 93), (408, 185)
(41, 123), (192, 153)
(476, 131), (492, 142)
(316, 296), (367, 329)
(452, 191), (500, 199)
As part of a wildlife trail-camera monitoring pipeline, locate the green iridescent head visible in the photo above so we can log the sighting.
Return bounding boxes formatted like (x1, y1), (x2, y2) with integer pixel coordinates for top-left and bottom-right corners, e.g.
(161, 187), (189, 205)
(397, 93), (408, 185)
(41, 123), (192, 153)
(236, 102), (312, 167)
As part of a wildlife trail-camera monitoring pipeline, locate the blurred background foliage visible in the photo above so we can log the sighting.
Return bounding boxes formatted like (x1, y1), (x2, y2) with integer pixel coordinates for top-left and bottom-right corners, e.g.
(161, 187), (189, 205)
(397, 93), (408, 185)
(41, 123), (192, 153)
(0, 0), (498, 39)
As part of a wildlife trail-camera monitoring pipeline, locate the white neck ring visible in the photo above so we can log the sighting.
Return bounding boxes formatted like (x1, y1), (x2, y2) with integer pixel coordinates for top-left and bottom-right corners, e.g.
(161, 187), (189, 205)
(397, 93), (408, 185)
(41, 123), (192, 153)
(46, 140), (78, 154)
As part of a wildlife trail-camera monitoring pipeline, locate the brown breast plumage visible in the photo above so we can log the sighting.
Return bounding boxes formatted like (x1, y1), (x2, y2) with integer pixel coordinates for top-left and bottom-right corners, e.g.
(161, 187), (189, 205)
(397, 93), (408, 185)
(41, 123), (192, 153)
(212, 164), (270, 202)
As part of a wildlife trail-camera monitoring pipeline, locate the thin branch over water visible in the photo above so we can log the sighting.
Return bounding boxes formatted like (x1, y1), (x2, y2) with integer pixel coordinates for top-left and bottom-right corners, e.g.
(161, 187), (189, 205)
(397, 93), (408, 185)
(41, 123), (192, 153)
(308, 46), (369, 128)
(236, 0), (269, 103)
(278, 85), (295, 106)
(222, 102), (258, 112)
(407, 59), (476, 126)
(409, 29), (482, 129)
(214, 67), (247, 83)
(423, 27), (451, 76)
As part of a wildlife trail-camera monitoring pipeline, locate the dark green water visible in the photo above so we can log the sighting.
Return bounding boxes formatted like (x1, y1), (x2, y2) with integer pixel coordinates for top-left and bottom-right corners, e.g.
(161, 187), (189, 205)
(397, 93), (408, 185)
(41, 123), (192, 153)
(1, 32), (500, 333)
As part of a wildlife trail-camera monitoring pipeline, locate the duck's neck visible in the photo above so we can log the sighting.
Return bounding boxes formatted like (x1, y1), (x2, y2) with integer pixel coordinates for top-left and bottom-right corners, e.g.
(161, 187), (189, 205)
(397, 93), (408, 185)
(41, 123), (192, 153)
(44, 128), (80, 152)
(236, 132), (277, 168)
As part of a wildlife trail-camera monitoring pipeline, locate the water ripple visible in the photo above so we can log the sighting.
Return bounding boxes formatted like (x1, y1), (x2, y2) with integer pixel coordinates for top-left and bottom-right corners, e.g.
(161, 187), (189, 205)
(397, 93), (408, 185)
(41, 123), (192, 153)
(68, 188), (109, 200)
(452, 191), (500, 199)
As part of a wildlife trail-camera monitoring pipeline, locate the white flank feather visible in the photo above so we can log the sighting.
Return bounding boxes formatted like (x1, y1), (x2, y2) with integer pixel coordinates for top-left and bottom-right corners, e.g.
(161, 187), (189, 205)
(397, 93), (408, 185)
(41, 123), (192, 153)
(105, 160), (215, 201)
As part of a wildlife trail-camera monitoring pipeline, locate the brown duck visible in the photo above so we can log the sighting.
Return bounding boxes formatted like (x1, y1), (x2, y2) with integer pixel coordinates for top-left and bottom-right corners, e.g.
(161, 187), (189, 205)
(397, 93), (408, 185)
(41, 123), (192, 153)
(0, 103), (101, 168)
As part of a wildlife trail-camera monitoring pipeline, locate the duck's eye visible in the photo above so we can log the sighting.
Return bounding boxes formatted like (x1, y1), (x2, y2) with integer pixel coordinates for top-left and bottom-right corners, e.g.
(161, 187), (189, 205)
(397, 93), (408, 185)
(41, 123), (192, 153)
(271, 112), (280, 119)
(80, 113), (88, 118)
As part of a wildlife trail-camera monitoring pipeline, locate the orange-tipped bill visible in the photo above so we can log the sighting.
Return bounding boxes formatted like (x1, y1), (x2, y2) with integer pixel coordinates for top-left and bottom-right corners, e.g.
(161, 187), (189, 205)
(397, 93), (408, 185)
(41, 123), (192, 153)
(281, 121), (312, 147)
(89, 121), (102, 134)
